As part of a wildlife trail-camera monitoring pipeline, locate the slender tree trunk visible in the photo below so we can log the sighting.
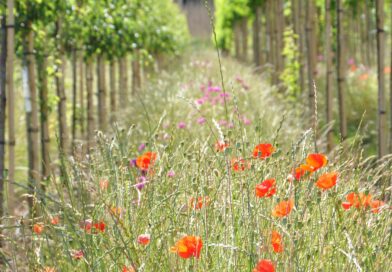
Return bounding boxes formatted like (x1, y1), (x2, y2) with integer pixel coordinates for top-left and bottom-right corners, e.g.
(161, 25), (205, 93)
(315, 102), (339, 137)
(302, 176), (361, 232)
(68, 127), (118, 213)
(336, 0), (348, 140)
(55, 19), (70, 154)
(97, 55), (107, 131)
(269, 0), (278, 84)
(376, 0), (387, 158)
(119, 57), (128, 108)
(79, 51), (85, 137)
(253, 7), (261, 67)
(325, 0), (334, 151)
(306, 1), (317, 122)
(6, 0), (15, 214)
(265, 0), (272, 67)
(72, 48), (77, 148)
(0, 15), (7, 227)
(37, 56), (51, 183)
(276, 0), (284, 78)
(298, 0), (306, 93)
(234, 22), (241, 60)
(240, 18), (248, 62)
(86, 59), (94, 149)
(24, 24), (40, 216)
(110, 60), (116, 122)
(131, 51), (141, 94)
(390, 3), (392, 153)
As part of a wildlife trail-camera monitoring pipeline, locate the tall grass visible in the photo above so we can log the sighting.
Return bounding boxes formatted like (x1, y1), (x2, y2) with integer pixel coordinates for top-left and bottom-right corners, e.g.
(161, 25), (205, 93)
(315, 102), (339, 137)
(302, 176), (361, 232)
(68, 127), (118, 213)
(1, 47), (391, 271)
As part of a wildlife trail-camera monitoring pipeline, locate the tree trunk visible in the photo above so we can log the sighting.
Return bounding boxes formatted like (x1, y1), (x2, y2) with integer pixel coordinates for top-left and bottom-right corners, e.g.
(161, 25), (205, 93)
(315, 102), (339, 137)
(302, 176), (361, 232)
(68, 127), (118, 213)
(336, 0), (348, 140)
(325, 0), (334, 151)
(306, 1), (317, 123)
(276, 0), (284, 78)
(37, 56), (51, 183)
(110, 60), (116, 122)
(131, 51), (141, 94)
(0, 15), (6, 226)
(86, 59), (95, 149)
(390, 2), (392, 153)
(6, 0), (15, 214)
(234, 22), (241, 60)
(97, 55), (107, 131)
(375, 0), (387, 158)
(72, 48), (77, 149)
(269, 0), (278, 84)
(55, 19), (70, 154)
(253, 7), (261, 67)
(119, 56), (128, 108)
(79, 51), (85, 137)
(24, 24), (40, 216)
(240, 18), (248, 62)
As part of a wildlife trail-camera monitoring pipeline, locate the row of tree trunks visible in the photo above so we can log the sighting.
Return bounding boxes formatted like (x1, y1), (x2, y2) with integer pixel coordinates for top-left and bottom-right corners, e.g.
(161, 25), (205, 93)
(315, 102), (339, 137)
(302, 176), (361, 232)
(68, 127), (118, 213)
(6, 0), (15, 214)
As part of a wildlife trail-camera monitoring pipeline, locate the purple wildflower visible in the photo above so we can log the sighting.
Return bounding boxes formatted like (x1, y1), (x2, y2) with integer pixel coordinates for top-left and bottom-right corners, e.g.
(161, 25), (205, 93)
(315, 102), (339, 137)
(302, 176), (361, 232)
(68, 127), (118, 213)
(197, 117), (206, 125)
(178, 122), (186, 129)
(167, 170), (175, 178)
(138, 143), (146, 152)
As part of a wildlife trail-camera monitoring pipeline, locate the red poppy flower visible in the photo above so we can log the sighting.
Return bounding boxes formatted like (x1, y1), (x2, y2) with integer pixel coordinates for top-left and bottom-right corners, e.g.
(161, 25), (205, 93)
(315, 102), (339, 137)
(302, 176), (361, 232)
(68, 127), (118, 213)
(231, 158), (250, 172)
(170, 235), (203, 259)
(272, 199), (294, 218)
(33, 223), (44, 235)
(215, 140), (229, 152)
(50, 216), (60, 225)
(137, 234), (151, 245)
(72, 250), (84, 260)
(342, 192), (372, 210)
(305, 153), (328, 172)
(136, 152), (157, 171)
(255, 179), (276, 198)
(253, 259), (275, 272)
(271, 230), (283, 253)
(370, 200), (385, 214)
(189, 196), (210, 210)
(315, 172), (338, 190)
(292, 165), (310, 181)
(253, 143), (275, 159)
(93, 221), (106, 233)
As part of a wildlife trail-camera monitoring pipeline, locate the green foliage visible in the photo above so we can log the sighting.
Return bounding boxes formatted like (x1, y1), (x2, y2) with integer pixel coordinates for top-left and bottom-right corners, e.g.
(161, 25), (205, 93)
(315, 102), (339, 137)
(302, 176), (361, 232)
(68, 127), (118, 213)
(280, 27), (300, 99)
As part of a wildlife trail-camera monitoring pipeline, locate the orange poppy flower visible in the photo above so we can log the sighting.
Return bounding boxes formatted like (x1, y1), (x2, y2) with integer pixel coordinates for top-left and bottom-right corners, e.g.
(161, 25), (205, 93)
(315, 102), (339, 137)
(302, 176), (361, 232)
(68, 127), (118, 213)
(342, 192), (372, 210)
(384, 66), (391, 74)
(370, 200), (385, 214)
(137, 234), (151, 245)
(292, 165), (310, 181)
(305, 153), (327, 172)
(215, 140), (229, 152)
(136, 152), (157, 171)
(42, 268), (56, 272)
(50, 216), (60, 225)
(255, 179), (276, 198)
(99, 179), (109, 190)
(170, 235), (203, 259)
(315, 172), (338, 190)
(33, 223), (44, 235)
(253, 259), (275, 272)
(271, 230), (283, 253)
(231, 157), (250, 172)
(350, 64), (357, 72)
(359, 73), (369, 81)
(122, 266), (136, 272)
(253, 143), (275, 159)
(272, 199), (294, 218)
(189, 196), (210, 210)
